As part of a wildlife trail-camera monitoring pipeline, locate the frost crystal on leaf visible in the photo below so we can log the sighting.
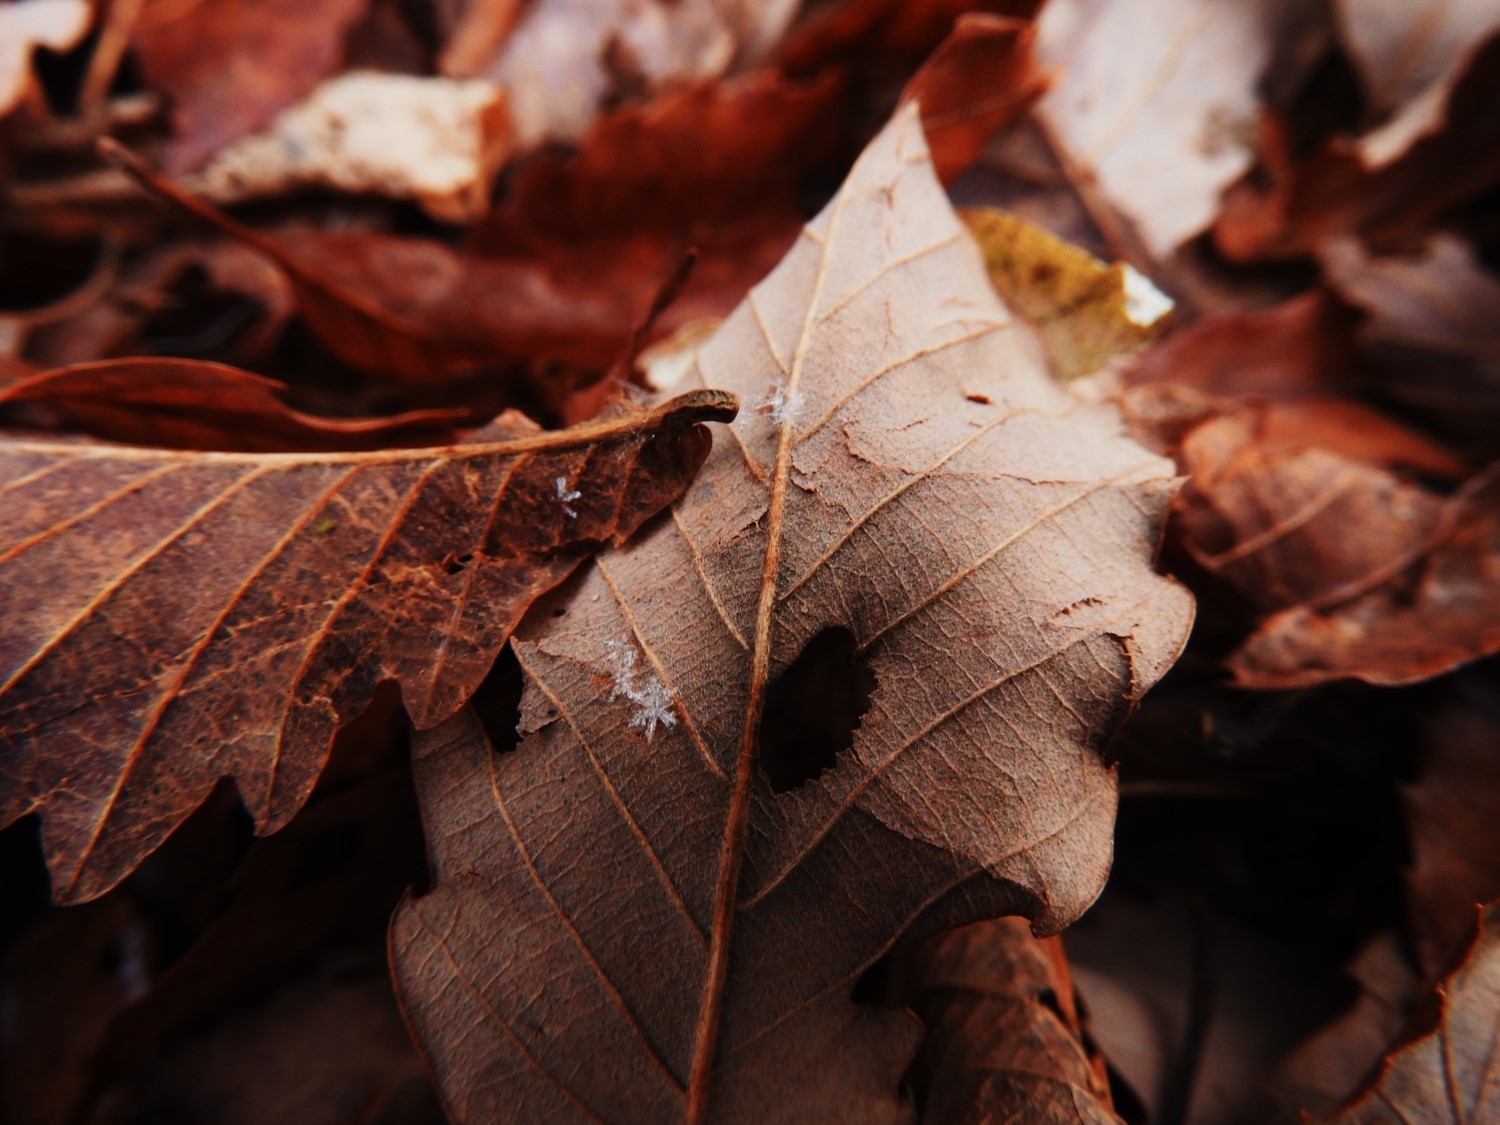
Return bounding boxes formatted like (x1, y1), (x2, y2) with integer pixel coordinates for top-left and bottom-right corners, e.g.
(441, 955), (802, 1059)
(603, 638), (677, 741)
(555, 476), (582, 518)
(761, 380), (803, 424)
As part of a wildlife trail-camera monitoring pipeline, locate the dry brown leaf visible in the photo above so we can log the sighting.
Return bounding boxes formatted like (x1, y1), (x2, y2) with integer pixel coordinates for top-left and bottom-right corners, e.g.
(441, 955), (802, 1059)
(1213, 31), (1500, 263)
(191, 72), (514, 224)
(897, 917), (1121, 1123)
(132, 0), (370, 173)
(0, 0), (91, 118)
(391, 104), (1190, 1122)
(1321, 902), (1500, 1123)
(0, 389), (735, 902)
(103, 141), (512, 381)
(1229, 467), (1500, 688)
(0, 358), (470, 452)
(1032, 0), (1299, 260)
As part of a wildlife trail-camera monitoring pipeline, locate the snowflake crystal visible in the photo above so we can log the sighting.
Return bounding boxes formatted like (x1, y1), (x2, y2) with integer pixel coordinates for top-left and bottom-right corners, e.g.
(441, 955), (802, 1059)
(603, 638), (677, 742)
(555, 476), (582, 518)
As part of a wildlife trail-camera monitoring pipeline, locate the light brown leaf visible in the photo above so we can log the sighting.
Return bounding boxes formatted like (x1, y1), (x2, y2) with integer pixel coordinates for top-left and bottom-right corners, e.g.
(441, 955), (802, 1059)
(1322, 902), (1500, 1123)
(391, 104), (1191, 1121)
(1032, 0), (1300, 259)
(0, 388), (735, 902)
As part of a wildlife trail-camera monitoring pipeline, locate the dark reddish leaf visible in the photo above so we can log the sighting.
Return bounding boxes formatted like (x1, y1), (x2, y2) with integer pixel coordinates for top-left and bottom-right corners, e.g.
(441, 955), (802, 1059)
(0, 388), (735, 902)
(391, 105), (1189, 1122)
(0, 358), (469, 451)
(132, 0), (370, 173)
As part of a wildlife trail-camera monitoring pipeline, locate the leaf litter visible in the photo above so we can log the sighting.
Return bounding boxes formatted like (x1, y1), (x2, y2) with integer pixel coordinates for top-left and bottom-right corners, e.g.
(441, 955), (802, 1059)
(3, 1), (1500, 1122)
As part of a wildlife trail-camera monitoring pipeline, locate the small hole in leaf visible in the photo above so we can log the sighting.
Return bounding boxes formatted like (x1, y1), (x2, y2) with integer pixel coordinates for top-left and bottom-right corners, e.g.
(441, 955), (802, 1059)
(444, 552), (474, 576)
(552, 607), (566, 618)
(758, 626), (875, 793)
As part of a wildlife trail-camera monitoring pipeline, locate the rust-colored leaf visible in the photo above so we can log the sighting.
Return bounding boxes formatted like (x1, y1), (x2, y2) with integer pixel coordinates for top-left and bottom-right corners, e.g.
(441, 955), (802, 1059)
(391, 104), (1190, 1121)
(1322, 902), (1500, 1123)
(0, 358), (469, 452)
(0, 388), (736, 902)
(896, 917), (1121, 1123)
(898, 14), (1048, 186)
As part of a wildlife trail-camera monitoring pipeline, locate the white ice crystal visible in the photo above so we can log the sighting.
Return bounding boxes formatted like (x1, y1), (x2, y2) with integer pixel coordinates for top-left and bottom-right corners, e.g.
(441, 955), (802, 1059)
(603, 638), (677, 742)
(555, 476), (582, 518)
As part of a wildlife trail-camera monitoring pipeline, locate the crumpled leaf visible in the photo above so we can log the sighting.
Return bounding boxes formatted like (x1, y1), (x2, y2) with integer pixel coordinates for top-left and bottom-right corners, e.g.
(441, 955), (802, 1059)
(191, 71), (514, 224)
(1033, 0), (1298, 259)
(963, 206), (1172, 381)
(897, 916), (1121, 1123)
(132, 0), (370, 173)
(0, 358), (470, 452)
(1213, 30), (1500, 262)
(1322, 902), (1500, 1123)
(391, 104), (1191, 1122)
(0, 0), (91, 118)
(0, 388), (735, 902)
(1229, 466), (1500, 689)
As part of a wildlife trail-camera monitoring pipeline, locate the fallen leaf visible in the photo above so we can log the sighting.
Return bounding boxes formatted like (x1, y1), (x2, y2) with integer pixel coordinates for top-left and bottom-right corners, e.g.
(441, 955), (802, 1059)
(1321, 902), (1500, 1123)
(1322, 234), (1500, 459)
(391, 104), (1190, 1121)
(190, 72), (514, 224)
(963, 206), (1171, 381)
(0, 0), (92, 118)
(1032, 0), (1297, 259)
(132, 0), (370, 173)
(896, 916), (1121, 1123)
(0, 358), (470, 452)
(447, 0), (800, 144)
(1270, 933), (1423, 1119)
(1226, 465), (1500, 688)
(103, 140), (512, 381)
(898, 14), (1049, 186)
(1402, 672), (1500, 978)
(1213, 31), (1500, 262)
(1333, 0), (1500, 166)
(0, 388), (736, 902)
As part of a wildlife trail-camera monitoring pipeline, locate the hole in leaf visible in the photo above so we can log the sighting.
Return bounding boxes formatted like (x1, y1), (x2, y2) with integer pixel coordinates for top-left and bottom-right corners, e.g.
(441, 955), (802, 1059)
(473, 645), (525, 756)
(443, 551), (474, 576)
(758, 626), (875, 793)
